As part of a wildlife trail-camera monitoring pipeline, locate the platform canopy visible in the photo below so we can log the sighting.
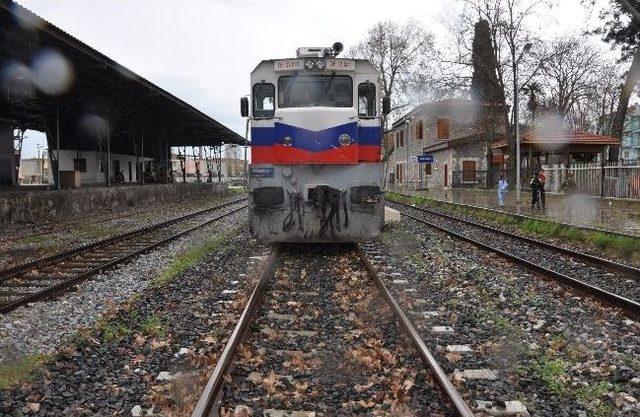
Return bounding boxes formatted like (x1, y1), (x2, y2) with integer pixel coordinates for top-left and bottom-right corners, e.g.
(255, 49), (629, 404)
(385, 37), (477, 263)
(0, 0), (245, 155)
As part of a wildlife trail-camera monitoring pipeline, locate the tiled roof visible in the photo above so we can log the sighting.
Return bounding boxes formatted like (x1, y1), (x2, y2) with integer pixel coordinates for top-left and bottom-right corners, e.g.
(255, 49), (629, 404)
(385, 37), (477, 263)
(492, 129), (620, 149)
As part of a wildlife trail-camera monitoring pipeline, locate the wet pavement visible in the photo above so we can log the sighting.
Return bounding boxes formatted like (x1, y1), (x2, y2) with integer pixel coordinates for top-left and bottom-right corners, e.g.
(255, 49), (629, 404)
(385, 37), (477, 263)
(386, 185), (640, 237)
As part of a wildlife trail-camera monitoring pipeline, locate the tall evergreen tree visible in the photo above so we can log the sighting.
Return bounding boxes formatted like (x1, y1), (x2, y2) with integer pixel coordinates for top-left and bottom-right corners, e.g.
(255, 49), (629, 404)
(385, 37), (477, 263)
(470, 19), (509, 184)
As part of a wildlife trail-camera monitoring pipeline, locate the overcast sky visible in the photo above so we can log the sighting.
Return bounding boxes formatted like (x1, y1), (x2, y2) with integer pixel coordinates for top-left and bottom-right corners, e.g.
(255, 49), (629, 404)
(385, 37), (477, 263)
(17, 0), (603, 157)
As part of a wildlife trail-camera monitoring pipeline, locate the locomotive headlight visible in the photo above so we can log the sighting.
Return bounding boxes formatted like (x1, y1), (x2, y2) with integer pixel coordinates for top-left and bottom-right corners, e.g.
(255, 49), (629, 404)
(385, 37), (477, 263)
(282, 136), (293, 147)
(304, 59), (315, 70)
(339, 134), (352, 147)
(316, 59), (326, 70)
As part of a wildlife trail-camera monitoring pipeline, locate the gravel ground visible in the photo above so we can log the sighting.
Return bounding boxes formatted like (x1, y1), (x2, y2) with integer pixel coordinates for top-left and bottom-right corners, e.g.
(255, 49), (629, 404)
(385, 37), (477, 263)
(391, 198), (640, 268)
(388, 201), (640, 305)
(220, 245), (456, 417)
(0, 192), (242, 271)
(0, 208), (247, 363)
(369, 215), (640, 416)
(0, 211), (268, 417)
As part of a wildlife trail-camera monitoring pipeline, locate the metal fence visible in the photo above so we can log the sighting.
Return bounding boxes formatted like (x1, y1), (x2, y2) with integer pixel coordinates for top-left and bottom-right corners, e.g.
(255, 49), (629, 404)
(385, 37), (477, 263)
(543, 160), (640, 199)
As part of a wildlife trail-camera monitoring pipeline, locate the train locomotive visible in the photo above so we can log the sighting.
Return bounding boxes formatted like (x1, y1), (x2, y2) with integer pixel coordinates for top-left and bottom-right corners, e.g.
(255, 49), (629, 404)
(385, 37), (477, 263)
(241, 43), (389, 242)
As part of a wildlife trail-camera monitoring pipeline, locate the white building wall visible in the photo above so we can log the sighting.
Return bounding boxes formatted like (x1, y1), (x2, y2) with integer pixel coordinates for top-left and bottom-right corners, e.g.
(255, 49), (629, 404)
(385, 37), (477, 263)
(387, 121), (430, 187)
(54, 150), (150, 185)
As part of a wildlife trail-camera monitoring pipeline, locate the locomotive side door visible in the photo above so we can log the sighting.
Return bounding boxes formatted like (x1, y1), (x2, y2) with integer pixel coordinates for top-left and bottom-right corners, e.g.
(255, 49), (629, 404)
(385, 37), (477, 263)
(354, 70), (382, 164)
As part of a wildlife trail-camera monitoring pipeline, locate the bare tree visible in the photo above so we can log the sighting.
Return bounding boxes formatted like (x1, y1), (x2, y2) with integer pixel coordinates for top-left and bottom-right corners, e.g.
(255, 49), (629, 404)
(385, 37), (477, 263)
(349, 19), (437, 118)
(590, 64), (621, 135)
(224, 145), (239, 178)
(535, 38), (603, 118)
(586, 0), (640, 146)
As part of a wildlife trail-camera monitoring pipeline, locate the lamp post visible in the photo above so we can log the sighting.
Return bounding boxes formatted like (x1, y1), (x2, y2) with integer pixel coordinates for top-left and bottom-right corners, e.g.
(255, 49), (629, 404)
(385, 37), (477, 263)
(515, 42), (533, 204)
(36, 144), (42, 184)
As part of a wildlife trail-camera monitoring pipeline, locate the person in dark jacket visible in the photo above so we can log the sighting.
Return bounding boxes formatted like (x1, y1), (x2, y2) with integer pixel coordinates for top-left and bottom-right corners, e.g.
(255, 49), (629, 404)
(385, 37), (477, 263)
(530, 175), (542, 210)
(538, 169), (547, 210)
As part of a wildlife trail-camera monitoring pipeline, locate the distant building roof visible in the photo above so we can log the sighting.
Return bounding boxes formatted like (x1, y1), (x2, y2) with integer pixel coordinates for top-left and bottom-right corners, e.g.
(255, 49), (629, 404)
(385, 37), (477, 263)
(492, 129), (620, 150)
(391, 98), (474, 129)
(423, 133), (487, 153)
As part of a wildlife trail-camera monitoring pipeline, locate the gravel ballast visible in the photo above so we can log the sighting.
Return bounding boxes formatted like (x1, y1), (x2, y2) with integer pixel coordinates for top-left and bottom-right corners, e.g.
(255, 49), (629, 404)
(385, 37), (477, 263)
(370, 215), (640, 416)
(0, 208), (247, 363)
(0, 211), (269, 416)
(388, 201), (640, 305)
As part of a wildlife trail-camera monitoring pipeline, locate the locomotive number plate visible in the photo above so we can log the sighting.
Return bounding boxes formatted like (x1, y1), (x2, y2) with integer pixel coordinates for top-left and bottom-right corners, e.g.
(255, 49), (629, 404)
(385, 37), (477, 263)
(250, 167), (274, 178)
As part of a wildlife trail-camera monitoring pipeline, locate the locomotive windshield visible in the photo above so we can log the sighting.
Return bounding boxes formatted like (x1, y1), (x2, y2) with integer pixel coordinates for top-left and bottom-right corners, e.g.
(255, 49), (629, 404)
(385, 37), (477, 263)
(278, 75), (353, 108)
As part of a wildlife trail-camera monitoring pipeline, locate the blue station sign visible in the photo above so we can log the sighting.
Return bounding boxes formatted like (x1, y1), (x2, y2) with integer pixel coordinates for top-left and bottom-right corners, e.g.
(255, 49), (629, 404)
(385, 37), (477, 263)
(418, 154), (434, 164)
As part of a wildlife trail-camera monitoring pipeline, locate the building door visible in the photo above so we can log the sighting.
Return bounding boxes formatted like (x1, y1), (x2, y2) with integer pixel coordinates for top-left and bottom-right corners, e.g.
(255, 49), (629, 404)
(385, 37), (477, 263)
(113, 160), (120, 182)
(128, 161), (132, 182)
(462, 161), (476, 183)
(444, 164), (448, 187)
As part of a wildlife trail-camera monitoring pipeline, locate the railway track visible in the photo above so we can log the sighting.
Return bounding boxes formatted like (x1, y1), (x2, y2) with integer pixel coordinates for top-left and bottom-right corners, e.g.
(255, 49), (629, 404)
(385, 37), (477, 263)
(0, 198), (248, 314)
(191, 245), (474, 417)
(390, 200), (640, 316)
(388, 192), (640, 240)
(0, 199), (189, 239)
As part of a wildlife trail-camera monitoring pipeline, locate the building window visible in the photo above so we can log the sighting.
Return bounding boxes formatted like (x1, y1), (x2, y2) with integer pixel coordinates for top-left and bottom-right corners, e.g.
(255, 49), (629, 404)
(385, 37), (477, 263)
(74, 158), (87, 173)
(424, 163), (432, 176)
(437, 117), (451, 140)
(399, 130), (405, 147)
(416, 119), (424, 140)
(462, 160), (476, 182)
(358, 82), (376, 117)
(396, 164), (404, 182)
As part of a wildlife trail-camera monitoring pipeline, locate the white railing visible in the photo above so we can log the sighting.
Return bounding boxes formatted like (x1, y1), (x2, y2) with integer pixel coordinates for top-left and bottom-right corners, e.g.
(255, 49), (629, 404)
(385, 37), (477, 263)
(543, 160), (640, 199)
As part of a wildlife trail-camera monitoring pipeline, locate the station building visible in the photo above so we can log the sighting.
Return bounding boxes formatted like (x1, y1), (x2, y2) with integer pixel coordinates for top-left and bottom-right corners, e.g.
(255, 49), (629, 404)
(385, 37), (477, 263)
(386, 99), (496, 189)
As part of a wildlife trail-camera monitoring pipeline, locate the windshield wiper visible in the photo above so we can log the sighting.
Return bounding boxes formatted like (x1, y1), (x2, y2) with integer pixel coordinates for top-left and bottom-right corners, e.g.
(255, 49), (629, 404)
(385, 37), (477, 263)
(318, 72), (336, 105)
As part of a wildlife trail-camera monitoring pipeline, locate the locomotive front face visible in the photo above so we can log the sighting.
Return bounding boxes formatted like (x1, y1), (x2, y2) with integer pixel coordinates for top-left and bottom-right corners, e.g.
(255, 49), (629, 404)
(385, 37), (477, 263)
(247, 54), (385, 242)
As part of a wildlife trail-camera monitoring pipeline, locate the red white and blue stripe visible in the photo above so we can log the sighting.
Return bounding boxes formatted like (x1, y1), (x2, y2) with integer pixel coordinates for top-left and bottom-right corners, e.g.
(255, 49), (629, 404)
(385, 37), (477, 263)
(251, 122), (381, 164)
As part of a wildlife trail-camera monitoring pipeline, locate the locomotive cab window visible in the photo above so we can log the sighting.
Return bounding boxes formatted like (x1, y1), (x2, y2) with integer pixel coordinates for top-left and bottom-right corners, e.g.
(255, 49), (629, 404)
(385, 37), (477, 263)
(253, 83), (275, 118)
(358, 82), (376, 117)
(278, 75), (353, 108)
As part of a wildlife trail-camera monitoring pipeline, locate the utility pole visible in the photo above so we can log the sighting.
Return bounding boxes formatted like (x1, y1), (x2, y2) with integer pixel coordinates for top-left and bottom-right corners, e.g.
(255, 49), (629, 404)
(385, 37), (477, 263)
(56, 105), (61, 190)
(36, 144), (42, 183)
(515, 43), (533, 203)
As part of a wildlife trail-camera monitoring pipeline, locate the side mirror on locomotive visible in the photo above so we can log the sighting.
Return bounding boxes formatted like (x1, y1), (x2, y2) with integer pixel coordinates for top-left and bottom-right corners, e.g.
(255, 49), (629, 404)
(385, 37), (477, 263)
(240, 97), (249, 117)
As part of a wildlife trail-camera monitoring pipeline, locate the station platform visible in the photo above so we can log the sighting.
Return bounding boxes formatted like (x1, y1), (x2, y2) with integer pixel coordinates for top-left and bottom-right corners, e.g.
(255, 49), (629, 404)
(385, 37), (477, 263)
(386, 185), (640, 237)
(0, 182), (229, 225)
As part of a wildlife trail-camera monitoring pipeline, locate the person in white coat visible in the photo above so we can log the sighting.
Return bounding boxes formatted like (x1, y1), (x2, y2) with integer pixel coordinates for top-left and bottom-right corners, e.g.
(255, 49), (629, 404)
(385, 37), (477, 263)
(497, 174), (508, 208)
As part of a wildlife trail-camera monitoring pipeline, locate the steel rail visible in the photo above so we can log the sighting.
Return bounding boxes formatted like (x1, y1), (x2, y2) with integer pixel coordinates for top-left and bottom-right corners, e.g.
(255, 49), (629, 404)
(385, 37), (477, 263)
(399, 210), (640, 317)
(392, 200), (640, 279)
(388, 192), (640, 240)
(0, 204), (248, 314)
(190, 245), (279, 417)
(0, 197), (247, 283)
(356, 245), (475, 417)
